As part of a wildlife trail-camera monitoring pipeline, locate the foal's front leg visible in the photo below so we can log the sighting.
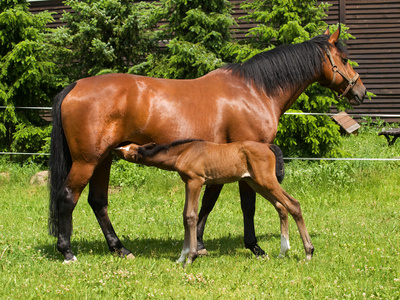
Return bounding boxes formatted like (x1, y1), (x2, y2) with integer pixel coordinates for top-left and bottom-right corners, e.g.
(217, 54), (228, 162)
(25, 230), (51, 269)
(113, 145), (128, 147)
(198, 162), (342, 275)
(197, 184), (224, 255)
(178, 179), (202, 266)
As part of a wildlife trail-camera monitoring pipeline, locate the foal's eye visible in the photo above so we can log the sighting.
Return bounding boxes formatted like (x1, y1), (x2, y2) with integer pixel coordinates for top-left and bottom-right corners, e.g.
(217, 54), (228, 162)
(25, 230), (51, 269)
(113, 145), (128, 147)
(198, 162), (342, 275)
(342, 57), (349, 65)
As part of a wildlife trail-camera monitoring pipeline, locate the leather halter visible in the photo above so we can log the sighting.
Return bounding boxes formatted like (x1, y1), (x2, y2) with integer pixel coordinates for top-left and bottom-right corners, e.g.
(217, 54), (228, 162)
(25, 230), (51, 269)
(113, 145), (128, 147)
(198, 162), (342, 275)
(325, 47), (360, 100)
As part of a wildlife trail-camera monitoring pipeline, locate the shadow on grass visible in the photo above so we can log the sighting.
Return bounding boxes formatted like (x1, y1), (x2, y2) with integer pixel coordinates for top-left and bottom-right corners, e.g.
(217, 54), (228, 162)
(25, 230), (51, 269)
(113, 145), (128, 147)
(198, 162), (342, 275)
(39, 231), (319, 262)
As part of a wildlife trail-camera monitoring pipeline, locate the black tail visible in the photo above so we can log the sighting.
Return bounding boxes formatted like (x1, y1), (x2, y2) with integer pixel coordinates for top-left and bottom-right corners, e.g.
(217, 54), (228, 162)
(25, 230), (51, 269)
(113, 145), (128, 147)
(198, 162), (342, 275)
(48, 82), (77, 236)
(269, 144), (285, 183)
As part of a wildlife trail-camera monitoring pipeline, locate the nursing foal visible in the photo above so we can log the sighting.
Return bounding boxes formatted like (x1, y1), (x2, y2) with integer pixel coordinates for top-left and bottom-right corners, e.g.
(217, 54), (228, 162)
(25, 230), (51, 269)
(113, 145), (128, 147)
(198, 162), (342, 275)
(115, 140), (314, 266)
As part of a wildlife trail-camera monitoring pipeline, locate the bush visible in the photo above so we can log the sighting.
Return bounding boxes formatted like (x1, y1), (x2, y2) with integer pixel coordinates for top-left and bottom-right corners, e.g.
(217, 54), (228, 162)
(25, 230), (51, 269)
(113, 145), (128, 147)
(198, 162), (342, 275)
(134, 0), (235, 79)
(53, 0), (160, 80)
(0, 0), (66, 156)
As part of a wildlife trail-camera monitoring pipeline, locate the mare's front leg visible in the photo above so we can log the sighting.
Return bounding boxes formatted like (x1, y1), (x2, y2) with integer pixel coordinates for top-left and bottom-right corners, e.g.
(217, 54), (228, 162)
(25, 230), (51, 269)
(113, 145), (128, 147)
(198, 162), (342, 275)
(178, 179), (202, 266)
(88, 155), (133, 258)
(197, 184), (223, 255)
(239, 181), (266, 257)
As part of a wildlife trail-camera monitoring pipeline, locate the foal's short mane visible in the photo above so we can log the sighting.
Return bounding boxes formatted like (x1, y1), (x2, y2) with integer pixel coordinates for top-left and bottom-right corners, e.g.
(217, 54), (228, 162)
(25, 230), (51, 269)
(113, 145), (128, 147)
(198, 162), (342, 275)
(222, 34), (347, 95)
(138, 139), (204, 157)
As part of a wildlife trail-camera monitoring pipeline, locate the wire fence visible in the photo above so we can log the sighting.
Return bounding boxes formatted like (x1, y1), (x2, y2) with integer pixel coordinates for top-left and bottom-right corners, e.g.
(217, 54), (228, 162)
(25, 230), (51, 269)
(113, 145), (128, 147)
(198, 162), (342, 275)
(3, 106), (400, 118)
(1, 106), (400, 161)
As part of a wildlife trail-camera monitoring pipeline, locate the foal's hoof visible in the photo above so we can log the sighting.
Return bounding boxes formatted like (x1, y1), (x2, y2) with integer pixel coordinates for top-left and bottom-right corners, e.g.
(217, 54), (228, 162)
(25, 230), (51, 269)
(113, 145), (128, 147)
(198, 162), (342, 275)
(197, 248), (209, 256)
(305, 246), (315, 260)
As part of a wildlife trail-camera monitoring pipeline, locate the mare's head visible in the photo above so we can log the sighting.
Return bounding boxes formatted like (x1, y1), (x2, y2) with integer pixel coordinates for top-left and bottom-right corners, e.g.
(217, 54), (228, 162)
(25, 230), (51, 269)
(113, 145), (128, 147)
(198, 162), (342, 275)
(319, 29), (367, 105)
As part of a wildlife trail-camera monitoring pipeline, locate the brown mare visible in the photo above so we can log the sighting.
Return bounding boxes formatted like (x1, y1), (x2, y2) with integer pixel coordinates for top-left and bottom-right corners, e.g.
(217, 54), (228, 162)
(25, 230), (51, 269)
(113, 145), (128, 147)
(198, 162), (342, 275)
(49, 29), (367, 263)
(113, 140), (302, 266)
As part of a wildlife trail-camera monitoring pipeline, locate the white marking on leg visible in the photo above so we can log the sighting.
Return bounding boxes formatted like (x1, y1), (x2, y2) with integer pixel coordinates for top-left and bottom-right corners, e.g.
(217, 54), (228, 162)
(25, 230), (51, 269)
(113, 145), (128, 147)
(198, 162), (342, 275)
(115, 145), (131, 151)
(63, 256), (77, 264)
(176, 248), (189, 263)
(278, 235), (290, 258)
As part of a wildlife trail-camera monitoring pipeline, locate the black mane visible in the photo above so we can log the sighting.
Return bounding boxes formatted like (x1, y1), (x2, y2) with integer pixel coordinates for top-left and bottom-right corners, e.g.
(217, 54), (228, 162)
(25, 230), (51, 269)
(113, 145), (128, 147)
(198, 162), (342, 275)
(138, 139), (204, 157)
(222, 34), (347, 95)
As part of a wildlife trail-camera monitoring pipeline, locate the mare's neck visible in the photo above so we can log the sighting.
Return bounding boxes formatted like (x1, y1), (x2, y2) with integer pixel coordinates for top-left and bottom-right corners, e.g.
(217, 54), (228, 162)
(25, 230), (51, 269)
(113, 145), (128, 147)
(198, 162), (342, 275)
(274, 76), (319, 117)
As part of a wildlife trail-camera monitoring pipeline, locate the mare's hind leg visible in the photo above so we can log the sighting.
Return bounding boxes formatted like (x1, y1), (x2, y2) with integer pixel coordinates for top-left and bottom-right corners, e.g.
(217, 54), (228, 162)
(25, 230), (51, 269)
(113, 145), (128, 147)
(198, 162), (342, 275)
(57, 162), (96, 262)
(88, 154), (133, 258)
(239, 181), (266, 257)
(197, 184), (223, 255)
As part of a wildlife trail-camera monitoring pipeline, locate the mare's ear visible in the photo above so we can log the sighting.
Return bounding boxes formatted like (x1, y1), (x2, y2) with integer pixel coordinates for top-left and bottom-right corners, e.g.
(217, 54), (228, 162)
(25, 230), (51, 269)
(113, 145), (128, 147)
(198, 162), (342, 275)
(324, 27), (330, 35)
(328, 28), (340, 44)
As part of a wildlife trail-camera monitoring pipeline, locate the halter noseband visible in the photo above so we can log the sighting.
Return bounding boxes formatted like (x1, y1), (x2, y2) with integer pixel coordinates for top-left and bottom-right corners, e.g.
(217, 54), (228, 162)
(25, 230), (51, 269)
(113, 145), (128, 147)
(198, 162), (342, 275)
(325, 47), (360, 100)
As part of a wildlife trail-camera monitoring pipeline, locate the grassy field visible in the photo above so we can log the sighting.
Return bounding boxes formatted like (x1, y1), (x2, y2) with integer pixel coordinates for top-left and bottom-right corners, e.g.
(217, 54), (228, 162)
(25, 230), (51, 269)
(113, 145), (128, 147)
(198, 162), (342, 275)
(0, 127), (399, 299)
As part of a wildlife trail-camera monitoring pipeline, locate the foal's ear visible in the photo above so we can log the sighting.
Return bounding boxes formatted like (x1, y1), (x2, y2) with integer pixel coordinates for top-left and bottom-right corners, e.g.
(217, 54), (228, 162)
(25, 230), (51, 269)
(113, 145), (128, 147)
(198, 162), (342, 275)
(324, 27), (330, 35)
(328, 28), (340, 44)
(142, 142), (157, 149)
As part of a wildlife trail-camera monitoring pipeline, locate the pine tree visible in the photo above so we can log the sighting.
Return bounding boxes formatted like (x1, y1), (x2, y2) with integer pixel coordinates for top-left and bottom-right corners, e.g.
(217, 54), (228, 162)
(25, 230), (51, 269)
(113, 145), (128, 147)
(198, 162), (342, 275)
(0, 0), (65, 156)
(133, 0), (235, 79)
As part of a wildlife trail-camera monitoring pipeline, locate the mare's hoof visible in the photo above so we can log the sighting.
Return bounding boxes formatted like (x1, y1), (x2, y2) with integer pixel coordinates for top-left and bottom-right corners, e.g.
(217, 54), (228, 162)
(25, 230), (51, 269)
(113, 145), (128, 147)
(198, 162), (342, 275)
(114, 247), (133, 258)
(63, 255), (77, 264)
(247, 244), (266, 257)
(197, 248), (209, 256)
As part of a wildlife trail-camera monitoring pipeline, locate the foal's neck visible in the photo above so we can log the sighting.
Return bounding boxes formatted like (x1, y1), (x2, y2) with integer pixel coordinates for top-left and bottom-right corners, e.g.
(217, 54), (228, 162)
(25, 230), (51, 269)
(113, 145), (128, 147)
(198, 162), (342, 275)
(138, 146), (183, 171)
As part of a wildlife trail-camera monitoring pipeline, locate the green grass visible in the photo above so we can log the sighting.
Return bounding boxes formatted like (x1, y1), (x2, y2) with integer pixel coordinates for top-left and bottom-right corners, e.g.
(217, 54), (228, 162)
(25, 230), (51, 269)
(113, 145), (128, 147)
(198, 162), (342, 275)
(0, 128), (399, 299)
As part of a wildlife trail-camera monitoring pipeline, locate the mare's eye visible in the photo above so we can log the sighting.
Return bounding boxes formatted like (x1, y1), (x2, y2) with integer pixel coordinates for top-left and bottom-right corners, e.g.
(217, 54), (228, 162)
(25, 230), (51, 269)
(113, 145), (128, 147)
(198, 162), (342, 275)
(342, 57), (349, 65)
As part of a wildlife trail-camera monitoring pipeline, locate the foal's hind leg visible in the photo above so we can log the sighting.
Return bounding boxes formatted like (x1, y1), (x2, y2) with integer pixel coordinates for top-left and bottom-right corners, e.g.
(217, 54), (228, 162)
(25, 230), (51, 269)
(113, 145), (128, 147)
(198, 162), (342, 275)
(88, 154), (133, 259)
(249, 181), (314, 260)
(239, 181), (266, 257)
(274, 202), (290, 258)
(280, 190), (314, 260)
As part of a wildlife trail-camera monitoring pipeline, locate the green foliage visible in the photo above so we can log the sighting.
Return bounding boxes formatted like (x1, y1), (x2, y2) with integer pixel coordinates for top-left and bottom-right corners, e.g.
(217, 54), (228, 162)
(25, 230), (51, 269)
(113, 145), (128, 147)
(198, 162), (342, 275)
(53, 0), (160, 80)
(0, 0), (66, 155)
(109, 159), (151, 189)
(241, 0), (330, 47)
(134, 0), (235, 79)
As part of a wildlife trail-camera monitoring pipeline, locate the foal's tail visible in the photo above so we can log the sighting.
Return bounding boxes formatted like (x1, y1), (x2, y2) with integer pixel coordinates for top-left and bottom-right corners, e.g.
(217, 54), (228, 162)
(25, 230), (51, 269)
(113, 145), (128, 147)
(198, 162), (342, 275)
(48, 82), (77, 237)
(269, 144), (285, 183)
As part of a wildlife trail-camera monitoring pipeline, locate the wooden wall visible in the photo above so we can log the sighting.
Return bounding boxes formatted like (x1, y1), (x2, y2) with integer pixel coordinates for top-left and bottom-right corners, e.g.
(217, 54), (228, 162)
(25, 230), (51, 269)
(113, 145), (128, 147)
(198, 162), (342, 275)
(322, 0), (400, 121)
(28, 0), (400, 121)
(28, 0), (71, 28)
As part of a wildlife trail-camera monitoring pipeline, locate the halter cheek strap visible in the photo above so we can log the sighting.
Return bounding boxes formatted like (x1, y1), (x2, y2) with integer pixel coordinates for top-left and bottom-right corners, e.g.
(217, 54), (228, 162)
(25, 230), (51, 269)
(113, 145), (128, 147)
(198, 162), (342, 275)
(325, 47), (360, 100)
